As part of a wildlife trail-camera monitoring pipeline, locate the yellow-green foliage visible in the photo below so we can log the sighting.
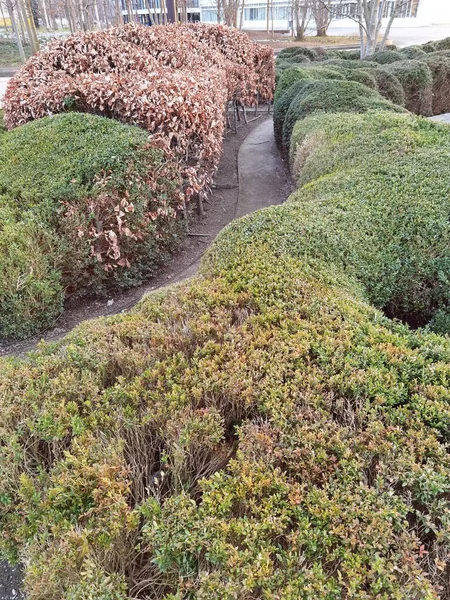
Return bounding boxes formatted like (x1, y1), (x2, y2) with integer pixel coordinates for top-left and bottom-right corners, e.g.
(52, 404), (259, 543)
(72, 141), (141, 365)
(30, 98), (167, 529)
(3, 112), (450, 597)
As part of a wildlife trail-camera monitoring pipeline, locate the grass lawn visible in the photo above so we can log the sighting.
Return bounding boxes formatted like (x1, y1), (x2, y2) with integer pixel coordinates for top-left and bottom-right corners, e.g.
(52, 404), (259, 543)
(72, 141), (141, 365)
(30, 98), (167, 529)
(0, 39), (30, 67)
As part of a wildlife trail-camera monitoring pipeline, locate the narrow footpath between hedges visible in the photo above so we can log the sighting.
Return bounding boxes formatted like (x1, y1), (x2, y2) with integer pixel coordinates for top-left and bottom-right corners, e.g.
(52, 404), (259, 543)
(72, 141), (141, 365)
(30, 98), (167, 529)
(0, 116), (292, 360)
(430, 113), (450, 124)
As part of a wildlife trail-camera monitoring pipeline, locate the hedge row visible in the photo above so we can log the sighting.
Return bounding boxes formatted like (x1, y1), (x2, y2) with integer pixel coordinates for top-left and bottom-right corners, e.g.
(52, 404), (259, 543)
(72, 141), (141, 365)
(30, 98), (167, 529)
(2, 34), (450, 600)
(277, 38), (450, 118)
(274, 74), (405, 152)
(2, 114), (450, 596)
(0, 24), (274, 338)
(4, 23), (274, 194)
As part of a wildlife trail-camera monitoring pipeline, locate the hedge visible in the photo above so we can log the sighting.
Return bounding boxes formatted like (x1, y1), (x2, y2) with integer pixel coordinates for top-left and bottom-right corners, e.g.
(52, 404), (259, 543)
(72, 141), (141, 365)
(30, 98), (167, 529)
(0, 113), (183, 338)
(366, 49), (404, 64)
(4, 23), (274, 198)
(2, 167), (450, 597)
(273, 79), (311, 147)
(372, 67), (406, 105)
(382, 59), (433, 115)
(289, 111), (450, 326)
(423, 52), (450, 115)
(3, 34), (450, 600)
(0, 24), (274, 338)
(274, 64), (345, 102)
(281, 79), (405, 153)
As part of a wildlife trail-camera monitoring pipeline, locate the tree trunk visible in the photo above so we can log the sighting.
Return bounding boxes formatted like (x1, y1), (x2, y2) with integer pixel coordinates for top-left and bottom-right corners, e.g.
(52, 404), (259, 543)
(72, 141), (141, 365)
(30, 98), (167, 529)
(0, 1), (11, 32)
(6, 0), (26, 61)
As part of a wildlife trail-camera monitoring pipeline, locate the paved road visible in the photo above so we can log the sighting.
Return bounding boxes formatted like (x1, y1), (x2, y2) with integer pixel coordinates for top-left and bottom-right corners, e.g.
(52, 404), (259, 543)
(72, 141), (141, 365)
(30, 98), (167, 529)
(327, 23), (450, 47)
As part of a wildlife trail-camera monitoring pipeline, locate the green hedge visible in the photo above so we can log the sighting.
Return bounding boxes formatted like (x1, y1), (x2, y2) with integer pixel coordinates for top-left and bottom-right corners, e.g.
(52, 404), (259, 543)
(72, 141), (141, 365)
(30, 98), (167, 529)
(366, 49), (404, 64)
(373, 67), (406, 104)
(382, 59), (433, 115)
(277, 45), (318, 62)
(274, 64), (345, 103)
(288, 111), (450, 326)
(423, 52), (450, 114)
(3, 35), (450, 600)
(281, 79), (405, 152)
(273, 79), (312, 147)
(0, 113), (182, 337)
(2, 176), (450, 597)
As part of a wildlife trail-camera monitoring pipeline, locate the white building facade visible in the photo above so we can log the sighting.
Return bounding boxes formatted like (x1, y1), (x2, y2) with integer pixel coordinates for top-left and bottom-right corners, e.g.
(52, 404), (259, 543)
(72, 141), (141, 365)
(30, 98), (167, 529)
(120, 0), (450, 32)
(199, 0), (446, 33)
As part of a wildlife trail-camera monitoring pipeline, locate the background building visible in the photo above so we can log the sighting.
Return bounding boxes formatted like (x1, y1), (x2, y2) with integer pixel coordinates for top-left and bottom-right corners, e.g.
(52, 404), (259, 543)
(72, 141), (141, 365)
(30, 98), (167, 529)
(199, 0), (448, 34)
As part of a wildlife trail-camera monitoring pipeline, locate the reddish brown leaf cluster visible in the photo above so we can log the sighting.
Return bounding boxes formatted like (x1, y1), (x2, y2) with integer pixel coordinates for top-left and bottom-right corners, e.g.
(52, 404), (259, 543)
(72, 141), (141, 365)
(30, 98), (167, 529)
(4, 23), (274, 195)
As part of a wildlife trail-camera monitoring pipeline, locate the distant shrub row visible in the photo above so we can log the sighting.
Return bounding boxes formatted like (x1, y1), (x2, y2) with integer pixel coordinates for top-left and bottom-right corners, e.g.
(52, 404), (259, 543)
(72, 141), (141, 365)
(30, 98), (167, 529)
(0, 24), (274, 338)
(276, 36), (450, 117)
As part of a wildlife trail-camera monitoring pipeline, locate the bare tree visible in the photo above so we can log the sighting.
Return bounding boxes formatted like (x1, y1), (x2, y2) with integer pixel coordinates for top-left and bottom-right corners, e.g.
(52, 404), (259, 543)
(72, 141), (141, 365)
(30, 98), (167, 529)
(5, 0), (26, 61)
(293, 0), (311, 41)
(318, 0), (412, 58)
(222, 0), (241, 26)
(311, 0), (343, 36)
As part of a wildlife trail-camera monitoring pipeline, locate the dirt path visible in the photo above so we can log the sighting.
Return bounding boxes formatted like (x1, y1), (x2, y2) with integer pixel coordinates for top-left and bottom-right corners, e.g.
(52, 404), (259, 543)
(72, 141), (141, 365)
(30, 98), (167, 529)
(0, 116), (291, 359)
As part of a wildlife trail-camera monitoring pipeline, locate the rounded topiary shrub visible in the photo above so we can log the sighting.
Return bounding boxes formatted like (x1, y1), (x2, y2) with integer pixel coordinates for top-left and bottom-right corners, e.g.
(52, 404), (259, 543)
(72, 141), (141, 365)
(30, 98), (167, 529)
(368, 50), (404, 64)
(288, 110), (450, 326)
(323, 58), (379, 69)
(400, 45), (427, 59)
(0, 112), (183, 338)
(273, 80), (312, 148)
(373, 68), (405, 105)
(423, 52), (450, 114)
(281, 79), (405, 152)
(278, 46), (318, 62)
(274, 65), (345, 103)
(383, 59), (433, 115)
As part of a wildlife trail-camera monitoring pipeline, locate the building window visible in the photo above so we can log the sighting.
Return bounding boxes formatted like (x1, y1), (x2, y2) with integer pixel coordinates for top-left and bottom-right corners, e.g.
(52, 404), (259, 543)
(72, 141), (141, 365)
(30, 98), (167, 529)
(202, 9), (218, 21)
(244, 7), (266, 20)
(272, 6), (289, 20)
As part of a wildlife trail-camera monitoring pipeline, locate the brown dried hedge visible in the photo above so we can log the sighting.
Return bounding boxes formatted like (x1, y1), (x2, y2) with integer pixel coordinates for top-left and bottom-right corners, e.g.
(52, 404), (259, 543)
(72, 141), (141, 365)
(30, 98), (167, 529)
(3, 23), (274, 193)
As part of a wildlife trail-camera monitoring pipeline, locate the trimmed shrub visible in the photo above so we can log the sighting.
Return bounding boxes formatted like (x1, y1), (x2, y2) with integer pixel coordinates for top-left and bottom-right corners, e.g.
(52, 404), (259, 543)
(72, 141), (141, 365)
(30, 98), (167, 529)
(2, 196), (450, 597)
(423, 52), (450, 114)
(289, 111), (450, 326)
(400, 45), (427, 59)
(340, 67), (378, 88)
(0, 222), (63, 338)
(274, 64), (345, 102)
(368, 50), (404, 64)
(421, 40), (438, 53)
(281, 79), (405, 152)
(433, 36), (450, 51)
(322, 48), (362, 61)
(382, 59), (433, 115)
(273, 79), (312, 147)
(4, 24), (274, 195)
(322, 58), (379, 69)
(0, 112), (184, 337)
(278, 45), (318, 62)
(373, 67), (405, 105)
